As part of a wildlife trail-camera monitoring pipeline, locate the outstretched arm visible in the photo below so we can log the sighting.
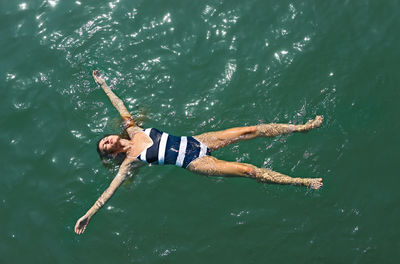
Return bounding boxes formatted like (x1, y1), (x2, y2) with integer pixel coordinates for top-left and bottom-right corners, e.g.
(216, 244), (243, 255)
(74, 158), (135, 235)
(92, 70), (137, 128)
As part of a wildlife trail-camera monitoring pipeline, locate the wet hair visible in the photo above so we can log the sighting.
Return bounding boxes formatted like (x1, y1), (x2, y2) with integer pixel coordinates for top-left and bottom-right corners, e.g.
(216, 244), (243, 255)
(96, 134), (127, 165)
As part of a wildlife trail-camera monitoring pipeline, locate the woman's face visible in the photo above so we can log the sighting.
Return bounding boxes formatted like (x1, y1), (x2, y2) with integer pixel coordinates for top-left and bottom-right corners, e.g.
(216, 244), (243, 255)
(98, 135), (120, 154)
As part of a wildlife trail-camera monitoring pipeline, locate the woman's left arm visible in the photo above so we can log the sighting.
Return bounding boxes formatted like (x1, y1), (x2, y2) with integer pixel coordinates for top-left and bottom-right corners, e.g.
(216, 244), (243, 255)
(92, 70), (138, 128)
(74, 158), (135, 235)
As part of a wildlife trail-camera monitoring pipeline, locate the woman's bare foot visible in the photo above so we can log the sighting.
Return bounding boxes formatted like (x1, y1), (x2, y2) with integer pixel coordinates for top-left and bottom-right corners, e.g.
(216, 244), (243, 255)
(256, 172), (323, 189)
(304, 178), (323, 189)
(297, 115), (323, 132)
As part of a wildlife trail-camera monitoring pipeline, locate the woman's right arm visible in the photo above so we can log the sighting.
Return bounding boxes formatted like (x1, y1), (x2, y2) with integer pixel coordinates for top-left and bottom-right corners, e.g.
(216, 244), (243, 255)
(92, 70), (137, 128)
(74, 158), (136, 235)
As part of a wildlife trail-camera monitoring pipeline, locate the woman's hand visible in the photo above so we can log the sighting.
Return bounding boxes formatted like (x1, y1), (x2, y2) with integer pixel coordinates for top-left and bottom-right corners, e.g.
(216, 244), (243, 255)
(74, 214), (92, 235)
(92, 70), (105, 85)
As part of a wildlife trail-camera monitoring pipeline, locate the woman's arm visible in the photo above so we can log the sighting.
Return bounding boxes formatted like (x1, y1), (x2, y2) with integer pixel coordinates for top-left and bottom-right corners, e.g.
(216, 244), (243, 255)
(74, 158), (134, 235)
(92, 70), (137, 128)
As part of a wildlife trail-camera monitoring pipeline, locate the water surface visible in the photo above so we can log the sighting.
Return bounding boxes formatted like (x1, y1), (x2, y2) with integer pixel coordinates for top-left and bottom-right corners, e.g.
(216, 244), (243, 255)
(1, 0), (399, 263)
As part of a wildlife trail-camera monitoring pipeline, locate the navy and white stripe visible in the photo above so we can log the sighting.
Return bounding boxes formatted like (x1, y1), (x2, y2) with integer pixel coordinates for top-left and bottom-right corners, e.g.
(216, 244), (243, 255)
(137, 128), (211, 168)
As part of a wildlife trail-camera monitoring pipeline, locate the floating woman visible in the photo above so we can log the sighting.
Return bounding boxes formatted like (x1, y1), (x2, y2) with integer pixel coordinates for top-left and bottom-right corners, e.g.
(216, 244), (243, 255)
(74, 70), (323, 234)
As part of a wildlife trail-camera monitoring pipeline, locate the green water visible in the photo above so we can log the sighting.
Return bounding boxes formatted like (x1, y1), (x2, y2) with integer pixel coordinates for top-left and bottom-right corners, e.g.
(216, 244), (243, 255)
(1, 0), (400, 263)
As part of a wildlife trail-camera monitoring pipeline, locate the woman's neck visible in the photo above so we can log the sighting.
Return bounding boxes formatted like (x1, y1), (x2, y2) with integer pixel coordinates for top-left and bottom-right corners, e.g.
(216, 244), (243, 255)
(115, 138), (133, 154)
(119, 138), (131, 146)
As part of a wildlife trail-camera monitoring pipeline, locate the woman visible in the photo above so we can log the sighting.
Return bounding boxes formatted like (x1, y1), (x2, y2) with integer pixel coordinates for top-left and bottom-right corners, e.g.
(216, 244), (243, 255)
(74, 70), (323, 235)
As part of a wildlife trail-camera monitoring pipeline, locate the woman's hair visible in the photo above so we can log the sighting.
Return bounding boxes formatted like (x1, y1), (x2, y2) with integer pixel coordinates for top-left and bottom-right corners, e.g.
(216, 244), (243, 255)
(96, 134), (126, 165)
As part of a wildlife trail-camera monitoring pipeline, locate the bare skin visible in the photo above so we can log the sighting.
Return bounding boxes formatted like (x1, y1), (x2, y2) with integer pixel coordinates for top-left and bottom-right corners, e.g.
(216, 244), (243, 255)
(190, 117), (323, 189)
(74, 70), (323, 235)
(75, 71), (146, 234)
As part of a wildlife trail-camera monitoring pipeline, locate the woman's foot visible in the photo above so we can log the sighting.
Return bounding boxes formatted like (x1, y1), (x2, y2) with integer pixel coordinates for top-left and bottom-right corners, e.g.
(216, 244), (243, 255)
(256, 171), (323, 190)
(297, 115), (323, 132)
(304, 178), (323, 189)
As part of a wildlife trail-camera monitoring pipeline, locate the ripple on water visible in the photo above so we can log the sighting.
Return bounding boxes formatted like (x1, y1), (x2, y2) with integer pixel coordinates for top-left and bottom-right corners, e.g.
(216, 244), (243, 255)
(229, 209), (250, 225)
(6, 73), (16, 81)
(154, 247), (177, 257)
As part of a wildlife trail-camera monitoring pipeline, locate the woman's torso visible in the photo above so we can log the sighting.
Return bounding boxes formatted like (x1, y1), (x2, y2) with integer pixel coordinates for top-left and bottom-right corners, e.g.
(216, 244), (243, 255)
(132, 128), (211, 168)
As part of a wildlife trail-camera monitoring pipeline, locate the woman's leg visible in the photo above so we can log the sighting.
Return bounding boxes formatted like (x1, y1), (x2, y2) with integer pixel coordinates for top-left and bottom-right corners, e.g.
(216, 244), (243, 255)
(194, 116), (323, 151)
(187, 156), (323, 189)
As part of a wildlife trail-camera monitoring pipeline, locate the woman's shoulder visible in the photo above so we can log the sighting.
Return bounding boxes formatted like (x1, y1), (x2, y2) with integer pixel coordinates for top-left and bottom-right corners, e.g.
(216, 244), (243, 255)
(126, 126), (144, 137)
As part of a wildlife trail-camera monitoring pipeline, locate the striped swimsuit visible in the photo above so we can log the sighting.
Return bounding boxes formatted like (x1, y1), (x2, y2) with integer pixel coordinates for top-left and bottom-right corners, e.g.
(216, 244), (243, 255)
(137, 128), (211, 168)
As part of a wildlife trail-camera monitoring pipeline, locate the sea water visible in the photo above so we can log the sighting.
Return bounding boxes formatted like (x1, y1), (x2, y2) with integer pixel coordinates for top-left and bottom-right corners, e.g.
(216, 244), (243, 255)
(1, 0), (400, 263)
